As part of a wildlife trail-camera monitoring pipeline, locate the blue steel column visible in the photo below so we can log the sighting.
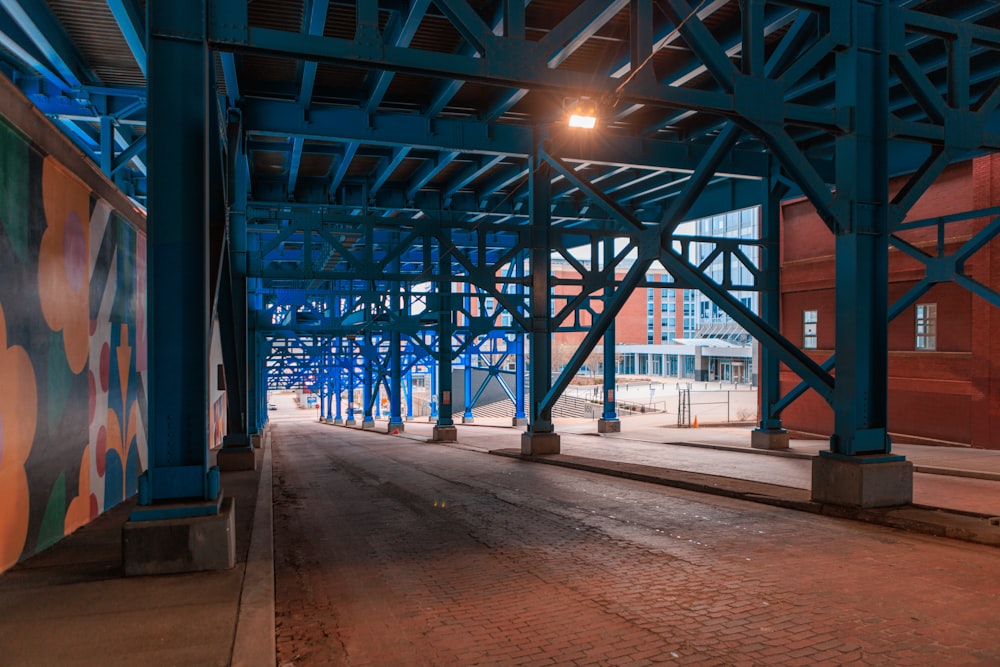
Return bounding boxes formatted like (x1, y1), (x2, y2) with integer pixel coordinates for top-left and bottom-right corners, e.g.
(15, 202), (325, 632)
(345, 345), (357, 425)
(388, 247), (404, 432)
(405, 369), (413, 420)
(831, 0), (892, 457)
(388, 330), (404, 432)
(751, 173), (789, 449)
(429, 358), (438, 420)
(136, 0), (218, 508)
(247, 233), (263, 434)
(598, 236), (620, 433)
(513, 256), (527, 426)
(228, 115), (249, 440)
(433, 275), (457, 441)
(362, 332), (375, 429)
(812, 0), (912, 507)
(462, 346), (475, 423)
(521, 134), (560, 455)
(333, 362), (343, 424)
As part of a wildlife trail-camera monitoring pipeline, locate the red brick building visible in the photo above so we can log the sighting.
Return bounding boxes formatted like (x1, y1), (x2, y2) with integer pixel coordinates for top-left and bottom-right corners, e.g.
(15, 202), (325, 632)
(781, 155), (1000, 449)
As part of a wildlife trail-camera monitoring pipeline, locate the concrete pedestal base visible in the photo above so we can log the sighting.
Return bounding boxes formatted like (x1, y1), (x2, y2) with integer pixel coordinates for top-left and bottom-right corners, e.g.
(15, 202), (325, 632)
(432, 425), (457, 442)
(361, 419), (375, 430)
(346, 418), (357, 426)
(751, 429), (790, 450)
(123, 497), (236, 576)
(521, 432), (561, 455)
(512, 417), (528, 427)
(597, 419), (621, 433)
(387, 421), (404, 433)
(811, 454), (913, 508)
(333, 418), (344, 425)
(217, 447), (256, 471)
(462, 415), (475, 424)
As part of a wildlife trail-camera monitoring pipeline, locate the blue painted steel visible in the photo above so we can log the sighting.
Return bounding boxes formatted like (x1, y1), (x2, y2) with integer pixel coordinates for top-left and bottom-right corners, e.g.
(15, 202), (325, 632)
(362, 332), (374, 426)
(287, 137), (303, 198)
(756, 175), (785, 433)
(405, 370), (413, 420)
(240, 100), (769, 178)
(436, 276), (454, 428)
(525, 135), (555, 434)
(345, 351), (356, 423)
(601, 236), (619, 423)
(828, 0), (891, 456)
(366, 0), (429, 112)
(0, 0), (88, 88)
(139, 0), (218, 506)
(105, 0), (146, 76)
(462, 347), (474, 421)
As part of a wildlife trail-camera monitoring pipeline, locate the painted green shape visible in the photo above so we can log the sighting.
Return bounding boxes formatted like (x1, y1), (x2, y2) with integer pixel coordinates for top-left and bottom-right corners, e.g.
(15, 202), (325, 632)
(0, 119), (30, 261)
(48, 331), (73, 433)
(37, 471), (67, 552)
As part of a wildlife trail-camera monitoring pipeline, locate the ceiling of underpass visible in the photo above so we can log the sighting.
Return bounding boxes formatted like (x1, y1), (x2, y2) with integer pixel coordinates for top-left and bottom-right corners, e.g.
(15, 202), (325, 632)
(3, 1), (1000, 391)
(3, 1), (998, 217)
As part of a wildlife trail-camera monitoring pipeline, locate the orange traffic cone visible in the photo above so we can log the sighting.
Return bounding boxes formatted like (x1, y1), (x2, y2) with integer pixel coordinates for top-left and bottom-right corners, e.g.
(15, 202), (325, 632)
(692, 416), (699, 428)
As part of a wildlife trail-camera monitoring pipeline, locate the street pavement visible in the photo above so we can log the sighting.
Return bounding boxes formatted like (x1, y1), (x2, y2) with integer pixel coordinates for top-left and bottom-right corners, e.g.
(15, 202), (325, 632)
(3, 397), (1000, 666)
(274, 415), (1000, 666)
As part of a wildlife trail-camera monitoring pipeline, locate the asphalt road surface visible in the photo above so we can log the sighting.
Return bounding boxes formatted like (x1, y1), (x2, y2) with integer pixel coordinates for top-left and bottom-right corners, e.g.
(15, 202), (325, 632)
(271, 417), (1000, 666)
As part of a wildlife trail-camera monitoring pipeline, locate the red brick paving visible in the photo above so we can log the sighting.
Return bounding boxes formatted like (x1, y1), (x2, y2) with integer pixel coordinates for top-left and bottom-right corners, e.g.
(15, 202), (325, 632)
(272, 420), (1000, 666)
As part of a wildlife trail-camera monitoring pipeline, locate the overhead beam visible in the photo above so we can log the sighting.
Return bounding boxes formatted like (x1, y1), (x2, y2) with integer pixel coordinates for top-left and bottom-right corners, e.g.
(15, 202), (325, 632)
(242, 101), (770, 178)
(0, 0), (90, 87)
(205, 3), (840, 131)
(105, 0), (146, 77)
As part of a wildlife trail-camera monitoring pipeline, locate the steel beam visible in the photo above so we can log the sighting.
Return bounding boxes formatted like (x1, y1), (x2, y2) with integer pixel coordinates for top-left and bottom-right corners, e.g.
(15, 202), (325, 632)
(105, 0), (146, 77)
(137, 0), (218, 507)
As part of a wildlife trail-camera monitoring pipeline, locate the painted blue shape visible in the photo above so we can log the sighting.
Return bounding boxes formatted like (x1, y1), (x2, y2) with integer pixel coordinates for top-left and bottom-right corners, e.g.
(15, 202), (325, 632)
(104, 449), (124, 508)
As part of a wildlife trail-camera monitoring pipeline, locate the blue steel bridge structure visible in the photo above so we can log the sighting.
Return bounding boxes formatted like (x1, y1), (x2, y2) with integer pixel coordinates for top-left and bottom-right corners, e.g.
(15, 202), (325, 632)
(2, 0), (1000, 529)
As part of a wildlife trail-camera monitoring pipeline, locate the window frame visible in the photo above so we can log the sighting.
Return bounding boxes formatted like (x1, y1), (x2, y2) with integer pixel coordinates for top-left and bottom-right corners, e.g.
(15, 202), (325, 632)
(802, 310), (818, 349)
(915, 303), (937, 351)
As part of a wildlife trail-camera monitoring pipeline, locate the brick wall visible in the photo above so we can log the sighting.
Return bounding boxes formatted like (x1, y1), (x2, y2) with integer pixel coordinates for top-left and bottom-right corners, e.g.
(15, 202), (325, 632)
(780, 158), (1000, 448)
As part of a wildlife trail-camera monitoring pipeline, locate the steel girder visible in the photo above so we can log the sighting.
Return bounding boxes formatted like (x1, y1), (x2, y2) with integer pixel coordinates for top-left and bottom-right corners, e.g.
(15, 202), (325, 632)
(212, 1), (1000, 460)
(5, 1), (1000, 464)
(0, 1), (149, 202)
(138, 0), (218, 509)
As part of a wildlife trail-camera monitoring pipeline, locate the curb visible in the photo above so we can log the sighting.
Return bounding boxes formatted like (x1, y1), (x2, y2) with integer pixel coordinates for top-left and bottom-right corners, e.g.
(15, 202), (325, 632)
(230, 436), (275, 667)
(490, 449), (1000, 549)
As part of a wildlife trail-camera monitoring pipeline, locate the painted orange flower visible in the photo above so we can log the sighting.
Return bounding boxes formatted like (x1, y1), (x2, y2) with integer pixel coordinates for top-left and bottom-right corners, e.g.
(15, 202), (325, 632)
(64, 445), (95, 534)
(39, 157), (90, 373)
(0, 301), (38, 571)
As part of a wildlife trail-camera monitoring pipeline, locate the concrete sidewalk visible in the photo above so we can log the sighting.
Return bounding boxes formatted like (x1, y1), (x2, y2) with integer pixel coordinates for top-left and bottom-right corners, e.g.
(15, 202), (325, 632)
(370, 413), (1000, 546)
(0, 439), (274, 667)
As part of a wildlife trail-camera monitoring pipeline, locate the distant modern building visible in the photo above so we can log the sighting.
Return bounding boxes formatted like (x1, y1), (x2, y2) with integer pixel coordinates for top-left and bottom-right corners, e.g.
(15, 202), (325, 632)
(552, 207), (760, 384)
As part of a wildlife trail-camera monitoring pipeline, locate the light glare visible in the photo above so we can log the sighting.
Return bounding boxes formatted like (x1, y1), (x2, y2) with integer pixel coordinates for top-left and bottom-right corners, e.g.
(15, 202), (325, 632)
(568, 113), (597, 129)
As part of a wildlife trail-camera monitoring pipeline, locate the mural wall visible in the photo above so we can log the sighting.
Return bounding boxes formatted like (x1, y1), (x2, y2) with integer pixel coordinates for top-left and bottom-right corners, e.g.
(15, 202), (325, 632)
(0, 114), (147, 572)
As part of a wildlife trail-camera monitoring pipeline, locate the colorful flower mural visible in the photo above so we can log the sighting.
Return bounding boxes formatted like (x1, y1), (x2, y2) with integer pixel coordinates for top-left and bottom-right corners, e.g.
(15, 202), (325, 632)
(39, 158), (91, 374)
(0, 302), (38, 571)
(0, 112), (147, 572)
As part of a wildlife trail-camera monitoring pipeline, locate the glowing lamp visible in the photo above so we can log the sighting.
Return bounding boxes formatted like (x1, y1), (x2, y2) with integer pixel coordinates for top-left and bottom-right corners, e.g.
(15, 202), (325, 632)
(566, 98), (598, 128)
(568, 113), (597, 128)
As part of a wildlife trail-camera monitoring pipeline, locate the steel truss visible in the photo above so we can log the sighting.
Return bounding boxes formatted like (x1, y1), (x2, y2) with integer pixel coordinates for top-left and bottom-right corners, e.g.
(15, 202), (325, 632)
(33, 0), (998, 508)
(207, 1), (1000, 457)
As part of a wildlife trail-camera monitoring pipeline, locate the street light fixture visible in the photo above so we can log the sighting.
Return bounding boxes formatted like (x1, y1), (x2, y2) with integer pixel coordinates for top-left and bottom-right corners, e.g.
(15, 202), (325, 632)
(566, 97), (597, 128)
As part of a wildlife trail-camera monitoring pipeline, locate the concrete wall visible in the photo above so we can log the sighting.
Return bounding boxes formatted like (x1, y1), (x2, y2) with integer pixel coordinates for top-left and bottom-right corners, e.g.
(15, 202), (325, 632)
(0, 79), (149, 572)
(780, 158), (1000, 449)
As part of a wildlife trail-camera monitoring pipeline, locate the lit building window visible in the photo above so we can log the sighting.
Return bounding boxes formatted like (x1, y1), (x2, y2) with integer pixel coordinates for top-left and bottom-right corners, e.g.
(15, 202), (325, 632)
(916, 303), (937, 350)
(803, 310), (818, 349)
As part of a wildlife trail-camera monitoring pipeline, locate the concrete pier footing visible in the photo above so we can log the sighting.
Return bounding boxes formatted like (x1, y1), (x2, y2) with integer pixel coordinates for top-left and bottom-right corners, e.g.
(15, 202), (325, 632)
(811, 454), (913, 508)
